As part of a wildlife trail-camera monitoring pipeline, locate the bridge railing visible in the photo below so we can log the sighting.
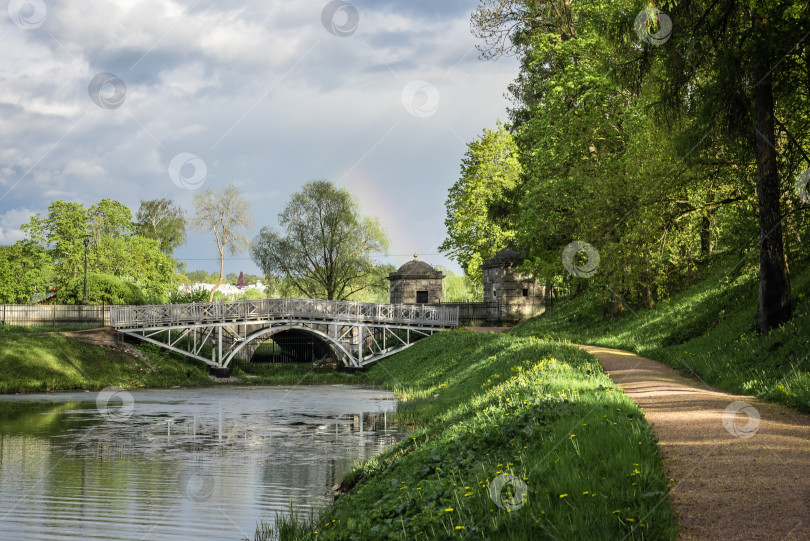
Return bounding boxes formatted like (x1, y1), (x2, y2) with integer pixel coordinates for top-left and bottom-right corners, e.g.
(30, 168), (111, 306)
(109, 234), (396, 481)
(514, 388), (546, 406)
(110, 298), (459, 329)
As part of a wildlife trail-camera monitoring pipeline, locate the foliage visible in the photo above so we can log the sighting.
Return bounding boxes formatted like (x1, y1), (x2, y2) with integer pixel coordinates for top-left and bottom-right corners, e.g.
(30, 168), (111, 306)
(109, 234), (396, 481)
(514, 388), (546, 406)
(136, 198), (187, 256)
(277, 331), (675, 540)
(191, 183), (254, 301)
(513, 260), (810, 413)
(185, 269), (263, 286)
(345, 263), (396, 303)
(167, 287), (211, 304)
(11, 198), (175, 304)
(252, 180), (389, 300)
(21, 200), (88, 290)
(54, 273), (146, 305)
(440, 123), (520, 281)
(632, 0), (810, 332)
(460, 0), (810, 330)
(212, 288), (267, 302)
(437, 266), (484, 302)
(229, 363), (355, 385)
(0, 240), (53, 303)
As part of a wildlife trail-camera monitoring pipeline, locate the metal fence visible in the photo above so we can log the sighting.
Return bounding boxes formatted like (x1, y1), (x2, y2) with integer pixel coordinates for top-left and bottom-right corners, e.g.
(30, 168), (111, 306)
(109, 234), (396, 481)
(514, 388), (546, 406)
(0, 304), (111, 327)
(438, 302), (502, 325)
(110, 297), (460, 329)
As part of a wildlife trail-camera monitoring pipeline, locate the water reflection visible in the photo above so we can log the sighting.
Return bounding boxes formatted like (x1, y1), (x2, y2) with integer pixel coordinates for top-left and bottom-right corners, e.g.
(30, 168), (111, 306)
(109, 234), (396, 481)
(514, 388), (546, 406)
(0, 385), (402, 540)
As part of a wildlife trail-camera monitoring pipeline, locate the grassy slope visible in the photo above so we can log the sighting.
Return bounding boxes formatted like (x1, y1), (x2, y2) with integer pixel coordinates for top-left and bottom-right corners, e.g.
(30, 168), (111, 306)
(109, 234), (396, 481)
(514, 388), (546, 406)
(0, 327), (214, 393)
(513, 264), (810, 412)
(300, 331), (675, 540)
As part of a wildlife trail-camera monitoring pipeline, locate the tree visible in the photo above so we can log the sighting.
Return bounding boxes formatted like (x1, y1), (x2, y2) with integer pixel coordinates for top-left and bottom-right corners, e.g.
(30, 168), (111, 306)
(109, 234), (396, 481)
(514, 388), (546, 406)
(252, 180), (389, 300)
(440, 123), (520, 281)
(634, 0), (808, 333)
(191, 183), (254, 301)
(0, 241), (53, 303)
(88, 198), (134, 276)
(21, 201), (88, 291)
(135, 198), (187, 256)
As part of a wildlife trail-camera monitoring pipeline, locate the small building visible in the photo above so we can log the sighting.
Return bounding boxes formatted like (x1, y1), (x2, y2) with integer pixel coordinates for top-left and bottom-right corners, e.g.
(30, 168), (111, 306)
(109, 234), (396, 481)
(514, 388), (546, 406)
(388, 255), (445, 304)
(481, 248), (545, 322)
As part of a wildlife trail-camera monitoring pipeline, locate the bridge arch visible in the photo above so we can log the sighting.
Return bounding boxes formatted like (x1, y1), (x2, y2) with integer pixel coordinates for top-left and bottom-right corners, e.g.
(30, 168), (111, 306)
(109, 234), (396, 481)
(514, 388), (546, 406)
(222, 325), (356, 368)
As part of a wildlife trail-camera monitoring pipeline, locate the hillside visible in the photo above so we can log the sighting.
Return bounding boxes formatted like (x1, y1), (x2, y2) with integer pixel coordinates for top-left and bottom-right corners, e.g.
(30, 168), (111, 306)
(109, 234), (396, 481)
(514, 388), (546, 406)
(513, 263), (810, 413)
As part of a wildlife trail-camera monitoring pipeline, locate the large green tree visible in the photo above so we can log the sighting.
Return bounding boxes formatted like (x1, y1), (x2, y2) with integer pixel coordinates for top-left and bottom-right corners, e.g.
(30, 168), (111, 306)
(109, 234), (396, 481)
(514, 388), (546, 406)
(16, 198), (173, 303)
(634, 0), (810, 332)
(440, 123), (520, 280)
(135, 198), (187, 256)
(251, 180), (389, 300)
(88, 198), (134, 276)
(0, 240), (52, 303)
(466, 0), (806, 320)
(21, 201), (88, 290)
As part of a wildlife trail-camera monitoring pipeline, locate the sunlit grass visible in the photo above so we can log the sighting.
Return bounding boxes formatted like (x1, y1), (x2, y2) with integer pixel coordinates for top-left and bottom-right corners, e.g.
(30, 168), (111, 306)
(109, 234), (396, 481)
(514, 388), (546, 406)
(0, 327), (213, 393)
(258, 331), (675, 540)
(513, 263), (810, 412)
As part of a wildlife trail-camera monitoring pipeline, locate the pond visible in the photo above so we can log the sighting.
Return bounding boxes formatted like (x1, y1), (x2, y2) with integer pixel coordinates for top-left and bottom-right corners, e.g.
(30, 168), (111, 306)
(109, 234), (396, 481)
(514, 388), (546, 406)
(0, 385), (402, 540)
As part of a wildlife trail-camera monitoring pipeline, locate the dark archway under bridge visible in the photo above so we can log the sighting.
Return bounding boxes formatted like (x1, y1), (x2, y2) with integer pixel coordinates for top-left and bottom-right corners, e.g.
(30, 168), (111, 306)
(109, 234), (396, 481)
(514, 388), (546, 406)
(245, 328), (338, 364)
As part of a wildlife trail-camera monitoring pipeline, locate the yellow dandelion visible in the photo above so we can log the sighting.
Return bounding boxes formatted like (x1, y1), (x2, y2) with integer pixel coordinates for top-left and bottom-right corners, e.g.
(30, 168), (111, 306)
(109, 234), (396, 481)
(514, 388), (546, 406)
(559, 494), (568, 498)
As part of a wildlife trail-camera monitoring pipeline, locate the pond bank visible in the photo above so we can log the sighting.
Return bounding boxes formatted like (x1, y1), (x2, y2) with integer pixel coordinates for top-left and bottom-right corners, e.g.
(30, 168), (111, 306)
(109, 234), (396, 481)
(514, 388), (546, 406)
(0, 327), (356, 394)
(264, 329), (676, 540)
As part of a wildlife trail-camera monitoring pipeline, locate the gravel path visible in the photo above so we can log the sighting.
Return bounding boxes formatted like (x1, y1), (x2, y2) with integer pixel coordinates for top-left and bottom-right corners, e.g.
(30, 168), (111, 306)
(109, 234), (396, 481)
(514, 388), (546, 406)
(580, 345), (810, 541)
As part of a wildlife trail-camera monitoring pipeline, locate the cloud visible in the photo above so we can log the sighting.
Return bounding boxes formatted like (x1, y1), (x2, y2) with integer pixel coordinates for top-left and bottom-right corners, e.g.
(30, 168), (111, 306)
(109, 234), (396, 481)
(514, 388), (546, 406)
(0, 207), (38, 243)
(0, 0), (518, 274)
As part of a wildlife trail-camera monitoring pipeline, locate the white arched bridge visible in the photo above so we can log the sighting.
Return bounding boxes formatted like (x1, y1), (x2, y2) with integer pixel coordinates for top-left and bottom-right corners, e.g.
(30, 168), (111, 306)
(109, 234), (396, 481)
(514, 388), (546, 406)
(110, 298), (459, 373)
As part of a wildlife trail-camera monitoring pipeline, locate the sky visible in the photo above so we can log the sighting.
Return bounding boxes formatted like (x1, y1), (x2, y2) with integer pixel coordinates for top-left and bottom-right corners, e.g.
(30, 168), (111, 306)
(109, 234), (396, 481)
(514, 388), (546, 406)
(0, 0), (519, 276)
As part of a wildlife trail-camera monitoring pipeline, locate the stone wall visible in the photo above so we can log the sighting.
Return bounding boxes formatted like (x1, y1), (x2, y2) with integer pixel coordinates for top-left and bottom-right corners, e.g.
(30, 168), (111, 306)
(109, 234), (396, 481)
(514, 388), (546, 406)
(481, 262), (545, 322)
(389, 277), (443, 305)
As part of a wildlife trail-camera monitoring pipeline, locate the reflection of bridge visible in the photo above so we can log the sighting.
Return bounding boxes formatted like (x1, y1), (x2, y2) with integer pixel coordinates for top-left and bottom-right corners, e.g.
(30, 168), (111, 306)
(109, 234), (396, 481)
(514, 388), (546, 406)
(111, 298), (458, 372)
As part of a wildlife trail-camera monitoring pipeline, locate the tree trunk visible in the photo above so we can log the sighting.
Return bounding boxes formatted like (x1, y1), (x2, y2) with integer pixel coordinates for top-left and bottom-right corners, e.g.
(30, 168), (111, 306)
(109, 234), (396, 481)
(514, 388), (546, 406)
(609, 286), (623, 317)
(752, 14), (791, 334)
(209, 249), (225, 302)
(700, 214), (712, 256)
(644, 258), (654, 309)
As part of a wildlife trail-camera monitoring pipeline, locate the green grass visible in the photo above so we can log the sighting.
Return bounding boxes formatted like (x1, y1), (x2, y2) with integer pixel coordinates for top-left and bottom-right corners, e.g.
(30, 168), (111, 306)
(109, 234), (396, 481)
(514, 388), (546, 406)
(231, 362), (358, 385)
(512, 263), (810, 412)
(0, 326), (214, 393)
(266, 330), (675, 540)
(0, 326), (363, 393)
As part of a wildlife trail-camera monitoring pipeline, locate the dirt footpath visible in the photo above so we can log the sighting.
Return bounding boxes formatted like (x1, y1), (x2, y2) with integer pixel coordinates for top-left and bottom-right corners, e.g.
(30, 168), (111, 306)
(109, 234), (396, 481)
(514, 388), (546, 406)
(580, 345), (810, 541)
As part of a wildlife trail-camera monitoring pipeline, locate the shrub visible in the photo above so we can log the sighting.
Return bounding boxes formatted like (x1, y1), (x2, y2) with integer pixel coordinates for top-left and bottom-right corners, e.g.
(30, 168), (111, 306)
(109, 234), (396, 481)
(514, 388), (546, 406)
(55, 273), (146, 305)
(168, 287), (210, 304)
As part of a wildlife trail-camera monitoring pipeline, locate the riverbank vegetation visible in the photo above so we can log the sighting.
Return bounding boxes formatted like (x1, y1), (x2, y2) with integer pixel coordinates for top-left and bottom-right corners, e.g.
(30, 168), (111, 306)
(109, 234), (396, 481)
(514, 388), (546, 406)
(513, 261), (810, 414)
(263, 330), (675, 540)
(231, 362), (356, 385)
(0, 326), (213, 393)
